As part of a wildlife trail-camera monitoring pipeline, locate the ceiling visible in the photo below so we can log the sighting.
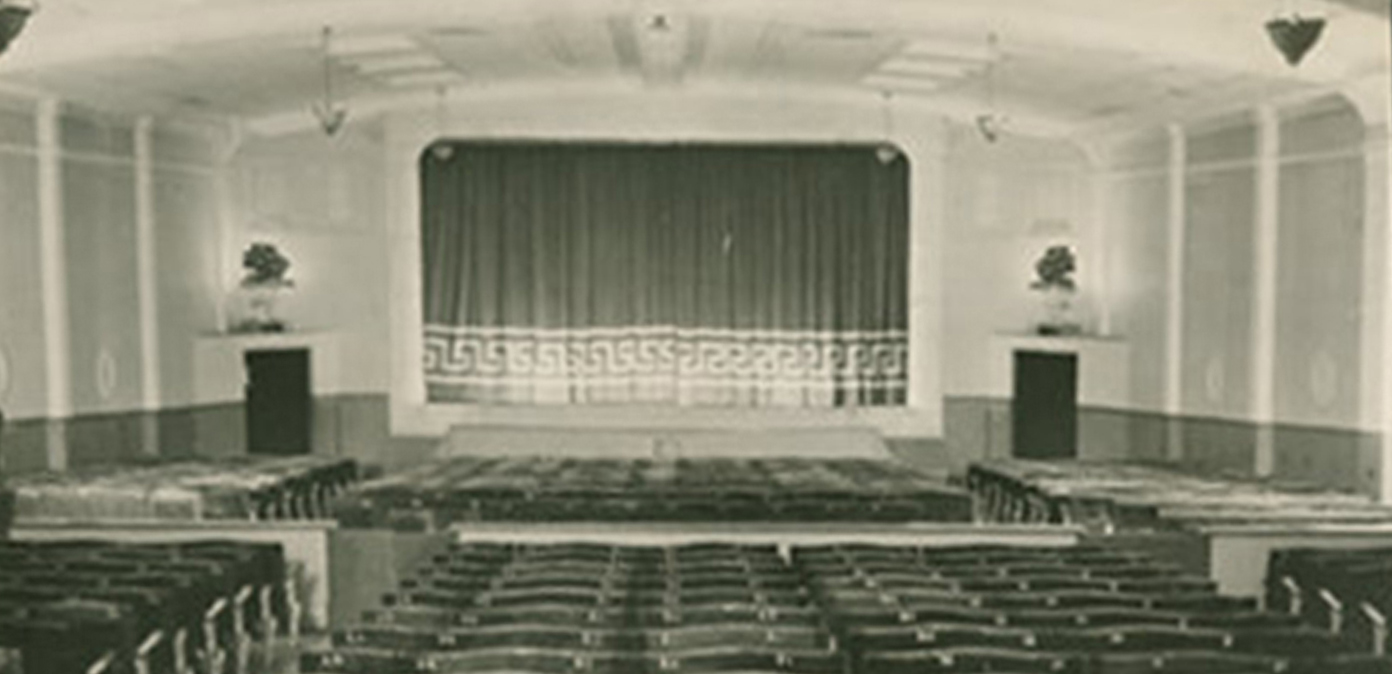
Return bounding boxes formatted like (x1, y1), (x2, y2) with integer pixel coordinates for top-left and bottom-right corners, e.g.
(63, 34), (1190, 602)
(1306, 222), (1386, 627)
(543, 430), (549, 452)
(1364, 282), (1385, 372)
(1330, 0), (1390, 16)
(0, 0), (1385, 137)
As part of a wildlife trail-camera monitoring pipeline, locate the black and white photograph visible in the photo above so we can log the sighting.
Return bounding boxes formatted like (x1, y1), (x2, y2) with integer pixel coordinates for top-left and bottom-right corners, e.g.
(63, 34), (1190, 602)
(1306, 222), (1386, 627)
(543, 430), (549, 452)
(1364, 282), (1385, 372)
(0, 0), (1389, 672)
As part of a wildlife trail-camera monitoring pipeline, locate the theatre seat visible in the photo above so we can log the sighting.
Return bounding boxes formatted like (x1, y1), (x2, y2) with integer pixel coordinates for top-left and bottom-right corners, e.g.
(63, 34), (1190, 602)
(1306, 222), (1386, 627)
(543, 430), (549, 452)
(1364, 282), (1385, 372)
(306, 541), (1392, 674)
(0, 540), (290, 674)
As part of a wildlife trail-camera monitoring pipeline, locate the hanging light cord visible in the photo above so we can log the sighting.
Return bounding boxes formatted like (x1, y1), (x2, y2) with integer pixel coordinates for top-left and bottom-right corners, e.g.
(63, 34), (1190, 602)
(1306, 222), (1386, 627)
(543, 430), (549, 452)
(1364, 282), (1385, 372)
(986, 32), (1000, 118)
(881, 90), (895, 140)
(320, 26), (336, 110)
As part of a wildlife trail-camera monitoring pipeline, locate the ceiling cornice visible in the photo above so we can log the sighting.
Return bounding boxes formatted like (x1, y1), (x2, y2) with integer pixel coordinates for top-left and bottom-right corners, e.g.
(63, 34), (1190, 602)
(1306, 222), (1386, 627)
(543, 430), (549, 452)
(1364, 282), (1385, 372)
(243, 78), (1079, 139)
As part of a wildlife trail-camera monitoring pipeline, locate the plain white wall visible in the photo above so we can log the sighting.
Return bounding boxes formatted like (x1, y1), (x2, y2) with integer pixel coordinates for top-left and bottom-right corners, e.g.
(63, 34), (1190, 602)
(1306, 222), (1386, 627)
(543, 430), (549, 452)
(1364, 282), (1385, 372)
(940, 126), (1092, 398)
(226, 123), (391, 396)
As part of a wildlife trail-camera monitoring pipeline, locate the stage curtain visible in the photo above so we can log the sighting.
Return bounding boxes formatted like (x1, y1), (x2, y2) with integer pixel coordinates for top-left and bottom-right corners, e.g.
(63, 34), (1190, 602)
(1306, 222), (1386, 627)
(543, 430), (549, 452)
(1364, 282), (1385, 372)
(421, 142), (908, 407)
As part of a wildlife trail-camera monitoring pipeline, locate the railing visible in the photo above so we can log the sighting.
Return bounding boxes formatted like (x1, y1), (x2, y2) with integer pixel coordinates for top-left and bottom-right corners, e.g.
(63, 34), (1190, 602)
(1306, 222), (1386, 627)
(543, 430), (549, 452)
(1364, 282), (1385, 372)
(1363, 603), (1387, 657)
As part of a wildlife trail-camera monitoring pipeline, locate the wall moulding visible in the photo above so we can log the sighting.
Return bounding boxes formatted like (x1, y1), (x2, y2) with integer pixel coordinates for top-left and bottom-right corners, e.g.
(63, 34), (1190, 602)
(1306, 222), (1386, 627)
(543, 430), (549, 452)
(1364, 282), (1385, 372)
(1338, 74), (1392, 130)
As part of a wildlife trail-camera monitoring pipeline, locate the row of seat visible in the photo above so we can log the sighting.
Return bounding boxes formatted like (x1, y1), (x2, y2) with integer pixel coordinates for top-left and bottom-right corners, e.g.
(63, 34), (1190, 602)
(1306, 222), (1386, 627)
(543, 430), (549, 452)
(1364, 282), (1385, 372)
(306, 543), (840, 673)
(966, 460), (1392, 531)
(0, 539), (293, 674)
(303, 542), (1392, 673)
(4, 457), (359, 523)
(1267, 546), (1392, 655)
(332, 457), (972, 529)
(804, 544), (1389, 673)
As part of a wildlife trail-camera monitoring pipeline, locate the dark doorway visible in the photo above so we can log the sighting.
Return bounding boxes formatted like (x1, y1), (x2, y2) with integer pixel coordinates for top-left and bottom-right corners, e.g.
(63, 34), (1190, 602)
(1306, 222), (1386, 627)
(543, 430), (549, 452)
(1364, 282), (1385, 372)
(1012, 350), (1078, 459)
(245, 349), (312, 456)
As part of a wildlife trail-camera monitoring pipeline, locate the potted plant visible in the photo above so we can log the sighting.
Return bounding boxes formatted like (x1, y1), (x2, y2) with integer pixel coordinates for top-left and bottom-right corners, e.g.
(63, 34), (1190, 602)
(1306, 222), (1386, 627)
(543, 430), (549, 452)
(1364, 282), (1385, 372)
(1030, 244), (1081, 336)
(234, 242), (294, 333)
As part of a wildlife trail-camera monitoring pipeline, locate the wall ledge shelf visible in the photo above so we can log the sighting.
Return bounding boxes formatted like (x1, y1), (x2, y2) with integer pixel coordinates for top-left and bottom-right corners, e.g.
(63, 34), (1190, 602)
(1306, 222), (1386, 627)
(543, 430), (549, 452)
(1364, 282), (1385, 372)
(193, 331), (341, 405)
(987, 333), (1130, 409)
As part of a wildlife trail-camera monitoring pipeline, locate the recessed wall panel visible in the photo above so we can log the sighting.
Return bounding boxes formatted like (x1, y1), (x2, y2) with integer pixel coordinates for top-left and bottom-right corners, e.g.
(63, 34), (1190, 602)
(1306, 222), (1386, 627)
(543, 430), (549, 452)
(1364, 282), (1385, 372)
(0, 151), (46, 419)
(63, 159), (142, 413)
(1181, 167), (1256, 418)
(1274, 157), (1363, 427)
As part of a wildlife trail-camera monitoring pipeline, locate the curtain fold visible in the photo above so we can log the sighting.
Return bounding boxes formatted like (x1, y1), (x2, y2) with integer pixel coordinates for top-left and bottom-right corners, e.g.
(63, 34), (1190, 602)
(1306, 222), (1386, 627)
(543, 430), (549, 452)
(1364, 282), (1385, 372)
(422, 142), (909, 407)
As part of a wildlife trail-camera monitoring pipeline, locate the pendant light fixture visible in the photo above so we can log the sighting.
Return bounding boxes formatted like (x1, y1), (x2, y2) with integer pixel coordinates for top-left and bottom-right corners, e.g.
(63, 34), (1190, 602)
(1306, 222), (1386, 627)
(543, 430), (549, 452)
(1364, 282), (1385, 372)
(1265, 0), (1325, 67)
(0, 0), (35, 57)
(975, 32), (1005, 144)
(310, 25), (349, 137)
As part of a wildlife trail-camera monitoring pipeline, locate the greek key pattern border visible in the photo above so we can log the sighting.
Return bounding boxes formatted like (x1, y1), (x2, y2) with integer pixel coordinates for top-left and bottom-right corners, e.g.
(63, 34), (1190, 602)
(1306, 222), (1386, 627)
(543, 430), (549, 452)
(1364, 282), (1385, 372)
(423, 324), (908, 385)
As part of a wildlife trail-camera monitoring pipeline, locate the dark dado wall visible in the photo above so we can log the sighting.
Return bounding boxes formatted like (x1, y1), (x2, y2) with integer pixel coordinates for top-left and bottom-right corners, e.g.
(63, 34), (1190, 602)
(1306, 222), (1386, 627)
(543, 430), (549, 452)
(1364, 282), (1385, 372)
(943, 396), (1383, 497)
(0, 394), (439, 473)
(1270, 425), (1383, 495)
(0, 395), (959, 478)
(3, 394), (1378, 497)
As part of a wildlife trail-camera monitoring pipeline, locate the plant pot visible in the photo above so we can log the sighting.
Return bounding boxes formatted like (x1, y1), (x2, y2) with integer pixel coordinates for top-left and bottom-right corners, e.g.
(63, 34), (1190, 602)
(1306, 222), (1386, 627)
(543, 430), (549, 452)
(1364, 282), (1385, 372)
(1036, 286), (1081, 336)
(233, 283), (291, 333)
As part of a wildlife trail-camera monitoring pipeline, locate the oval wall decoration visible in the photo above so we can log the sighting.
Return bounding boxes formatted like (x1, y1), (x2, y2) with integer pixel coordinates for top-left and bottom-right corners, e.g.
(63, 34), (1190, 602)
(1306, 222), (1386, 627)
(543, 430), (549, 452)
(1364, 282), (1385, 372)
(96, 347), (119, 401)
(1203, 356), (1226, 405)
